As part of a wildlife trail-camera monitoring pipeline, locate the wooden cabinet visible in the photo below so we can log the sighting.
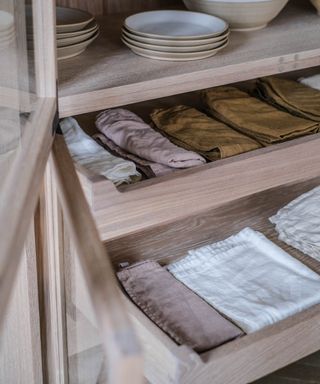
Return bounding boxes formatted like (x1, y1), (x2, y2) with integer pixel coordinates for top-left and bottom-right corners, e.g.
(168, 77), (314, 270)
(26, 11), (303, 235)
(1, 0), (320, 383)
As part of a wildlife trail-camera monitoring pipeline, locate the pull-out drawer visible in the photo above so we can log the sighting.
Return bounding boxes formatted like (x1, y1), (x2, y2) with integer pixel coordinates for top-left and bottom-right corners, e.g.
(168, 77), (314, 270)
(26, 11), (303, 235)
(77, 132), (320, 241)
(103, 177), (320, 384)
(65, 171), (320, 384)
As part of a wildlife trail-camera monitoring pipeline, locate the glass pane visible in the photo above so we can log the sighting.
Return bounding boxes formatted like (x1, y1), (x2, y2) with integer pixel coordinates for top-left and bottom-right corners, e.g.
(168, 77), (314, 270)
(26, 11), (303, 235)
(0, 0), (39, 188)
(64, 227), (107, 384)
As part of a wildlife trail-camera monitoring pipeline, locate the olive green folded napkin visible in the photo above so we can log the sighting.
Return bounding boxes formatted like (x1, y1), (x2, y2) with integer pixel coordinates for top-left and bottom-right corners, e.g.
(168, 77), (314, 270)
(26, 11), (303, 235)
(202, 86), (319, 146)
(256, 77), (320, 122)
(150, 105), (261, 161)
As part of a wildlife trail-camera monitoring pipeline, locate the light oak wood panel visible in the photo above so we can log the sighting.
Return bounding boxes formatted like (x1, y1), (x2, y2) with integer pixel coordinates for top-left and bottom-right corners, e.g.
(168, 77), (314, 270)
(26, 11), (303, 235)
(76, 134), (320, 241)
(56, 0), (104, 16)
(52, 134), (143, 384)
(36, 158), (69, 384)
(33, 0), (57, 97)
(58, 0), (320, 117)
(0, 224), (43, 384)
(56, 0), (174, 15)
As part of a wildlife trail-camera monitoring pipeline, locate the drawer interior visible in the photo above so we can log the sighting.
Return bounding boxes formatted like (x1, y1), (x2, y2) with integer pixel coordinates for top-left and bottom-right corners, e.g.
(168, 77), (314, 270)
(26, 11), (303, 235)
(104, 177), (320, 383)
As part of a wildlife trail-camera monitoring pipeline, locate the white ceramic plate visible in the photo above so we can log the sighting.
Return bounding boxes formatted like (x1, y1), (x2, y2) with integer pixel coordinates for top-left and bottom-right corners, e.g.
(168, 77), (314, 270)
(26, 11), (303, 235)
(124, 10), (228, 39)
(56, 7), (94, 33)
(0, 11), (14, 33)
(57, 20), (99, 38)
(57, 30), (99, 60)
(122, 27), (229, 46)
(122, 38), (228, 61)
(57, 26), (99, 47)
(122, 33), (228, 53)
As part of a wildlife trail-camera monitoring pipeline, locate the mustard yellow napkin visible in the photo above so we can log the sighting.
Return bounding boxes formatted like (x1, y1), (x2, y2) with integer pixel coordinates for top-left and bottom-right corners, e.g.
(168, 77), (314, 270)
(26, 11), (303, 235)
(150, 105), (261, 161)
(202, 86), (319, 146)
(257, 77), (320, 122)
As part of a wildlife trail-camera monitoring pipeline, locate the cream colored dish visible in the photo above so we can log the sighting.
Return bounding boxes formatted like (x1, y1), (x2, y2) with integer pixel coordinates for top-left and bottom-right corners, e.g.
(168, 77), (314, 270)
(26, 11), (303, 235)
(122, 33), (228, 53)
(183, 0), (289, 31)
(122, 27), (229, 46)
(57, 30), (99, 60)
(122, 38), (228, 61)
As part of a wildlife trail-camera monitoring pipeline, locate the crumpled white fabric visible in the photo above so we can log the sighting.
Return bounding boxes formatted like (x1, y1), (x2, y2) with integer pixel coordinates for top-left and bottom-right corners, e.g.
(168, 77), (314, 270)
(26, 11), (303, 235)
(168, 227), (320, 333)
(299, 74), (320, 90)
(60, 117), (141, 185)
(270, 186), (320, 261)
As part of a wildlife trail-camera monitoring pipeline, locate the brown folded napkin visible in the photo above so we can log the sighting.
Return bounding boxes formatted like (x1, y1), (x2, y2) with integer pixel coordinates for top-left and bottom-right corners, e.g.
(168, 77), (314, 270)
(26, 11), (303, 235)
(202, 86), (319, 146)
(117, 261), (243, 353)
(150, 105), (261, 161)
(256, 77), (320, 122)
(93, 133), (174, 178)
(96, 108), (206, 169)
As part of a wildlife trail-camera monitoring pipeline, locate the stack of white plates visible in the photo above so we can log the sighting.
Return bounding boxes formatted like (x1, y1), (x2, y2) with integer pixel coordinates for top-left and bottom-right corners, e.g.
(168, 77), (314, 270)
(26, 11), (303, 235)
(0, 10), (15, 50)
(27, 6), (99, 60)
(122, 10), (229, 61)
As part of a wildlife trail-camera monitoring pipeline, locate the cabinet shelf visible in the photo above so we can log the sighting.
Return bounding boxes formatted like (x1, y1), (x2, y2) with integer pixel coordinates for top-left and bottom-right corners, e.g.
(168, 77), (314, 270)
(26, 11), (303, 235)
(58, 0), (320, 117)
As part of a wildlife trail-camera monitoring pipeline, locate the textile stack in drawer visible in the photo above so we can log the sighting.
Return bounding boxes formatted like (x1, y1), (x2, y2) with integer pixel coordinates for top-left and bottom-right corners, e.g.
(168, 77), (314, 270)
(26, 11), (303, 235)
(117, 186), (320, 351)
(60, 75), (320, 186)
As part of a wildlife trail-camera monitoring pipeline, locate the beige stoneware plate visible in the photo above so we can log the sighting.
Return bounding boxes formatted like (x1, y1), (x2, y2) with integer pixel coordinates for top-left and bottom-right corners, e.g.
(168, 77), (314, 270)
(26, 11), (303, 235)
(124, 10), (228, 39)
(57, 30), (99, 60)
(57, 20), (99, 39)
(122, 34), (228, 53)
(57, 26), (99, 47)
(122, 27), (229, 47)
(122, 38), (229, 61)
(56, 7), (94, 33)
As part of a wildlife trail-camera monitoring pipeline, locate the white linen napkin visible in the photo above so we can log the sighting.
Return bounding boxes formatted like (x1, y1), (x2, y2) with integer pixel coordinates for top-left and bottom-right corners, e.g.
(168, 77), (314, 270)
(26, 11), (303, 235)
(168, 227), (320, 333)
(270, 186), (320, 261)
(299, 74), (320, 90)
(60, 117), (141, 185)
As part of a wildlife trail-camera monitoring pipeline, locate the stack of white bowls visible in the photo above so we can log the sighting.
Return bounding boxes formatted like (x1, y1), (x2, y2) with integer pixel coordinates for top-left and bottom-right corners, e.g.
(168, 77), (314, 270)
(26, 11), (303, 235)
(27, 6), (99, 60)
(122, 10), (229, 61)
(0, 10), (15, 50)
(183, 0), (289, 31)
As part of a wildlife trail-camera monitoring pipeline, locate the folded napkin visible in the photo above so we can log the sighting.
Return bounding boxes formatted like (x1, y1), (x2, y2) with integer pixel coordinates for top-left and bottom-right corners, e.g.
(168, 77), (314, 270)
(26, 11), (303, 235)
(270, 186), (320, 261)
(257, 77), (320, 122)
(150, 105), (261, 161)
(299, 74), (320, 91)
(168, 228), (320, 333)
(60, 117), (141, 185)
(95, 108), (205, 169)
(93, 133), (174, 178)
(117, 261), (243, 352)
(202, 86), (319, 146)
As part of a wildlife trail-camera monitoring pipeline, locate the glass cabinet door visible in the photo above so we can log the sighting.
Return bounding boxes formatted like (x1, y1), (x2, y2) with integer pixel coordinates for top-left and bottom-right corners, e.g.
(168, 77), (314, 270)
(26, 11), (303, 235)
(0, 0), (56, 382)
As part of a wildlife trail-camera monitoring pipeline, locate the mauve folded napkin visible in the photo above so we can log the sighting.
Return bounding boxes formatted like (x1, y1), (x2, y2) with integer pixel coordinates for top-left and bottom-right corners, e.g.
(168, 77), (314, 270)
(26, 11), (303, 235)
(60, 117), (141, 185)
(168, 228), (320, 333)
(96, 108), (206, 169)
(117, 261), (243, 352)
(93, 133), (174, 178)
(202, 86), (319, 146)
(256, 77), (320, 122)
(150, 105), (261, 161)
(270, 186), (320, 261)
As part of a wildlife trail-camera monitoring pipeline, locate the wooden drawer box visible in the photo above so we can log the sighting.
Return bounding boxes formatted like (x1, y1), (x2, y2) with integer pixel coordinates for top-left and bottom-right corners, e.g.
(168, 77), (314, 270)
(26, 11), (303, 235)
(102, 177), (320, 384)
(76, 132), (320, 241)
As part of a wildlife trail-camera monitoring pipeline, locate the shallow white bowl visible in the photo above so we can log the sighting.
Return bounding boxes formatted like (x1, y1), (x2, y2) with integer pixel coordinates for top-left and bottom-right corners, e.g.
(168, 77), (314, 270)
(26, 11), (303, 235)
(183, 0), (289, 31)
